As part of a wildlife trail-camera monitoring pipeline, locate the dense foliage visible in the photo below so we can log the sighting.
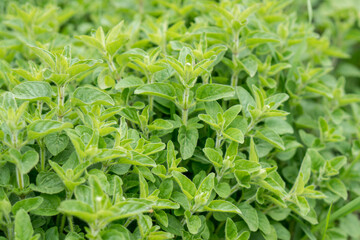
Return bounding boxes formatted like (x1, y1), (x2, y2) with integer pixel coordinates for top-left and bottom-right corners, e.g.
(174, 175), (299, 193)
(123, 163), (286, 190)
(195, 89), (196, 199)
(0, 0), (359, 239)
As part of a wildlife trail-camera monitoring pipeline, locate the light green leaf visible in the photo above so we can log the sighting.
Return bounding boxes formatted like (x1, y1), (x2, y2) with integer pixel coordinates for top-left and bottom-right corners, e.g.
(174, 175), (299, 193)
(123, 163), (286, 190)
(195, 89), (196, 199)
(58, 200), (96, 223)
(185, 211), (201, 234)
(12, 81), (53, 101)
(195, 173), (215, 205)
(204, 200), (242, 215)
(15, 209), (34, 240)
(328, 178), (348, 200)
(73, 87), (114, 105)
(172, 171), (197, 200)
(223, 128), (244, 144)
(203, 148), (222, 167)
(225, 218), (238, 240)
(28, 46), (56, 69)
(44, 132), (69, 156)
(196, 84), (234, 101)
(135, 83), (176, 100)
(147, 119), (173, 131)
(12, 197), (43, 215)
(255, 127), (285, 150)
(30, 194), (61, 216)
(178, 126), (198, 160)
(28, 120), (73, 139)
(240, 55), (258, 77)
(115, 76), (144, 89)
(223, 105), (242, 129)
(238, 202), (258, 232)
(18, 150), (39, 174)
(30, 172), (65, 194)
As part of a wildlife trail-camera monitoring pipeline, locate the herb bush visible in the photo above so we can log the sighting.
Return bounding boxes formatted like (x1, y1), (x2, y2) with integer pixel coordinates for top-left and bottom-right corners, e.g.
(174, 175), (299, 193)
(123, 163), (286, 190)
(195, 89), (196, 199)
(0, 0), (359, 239)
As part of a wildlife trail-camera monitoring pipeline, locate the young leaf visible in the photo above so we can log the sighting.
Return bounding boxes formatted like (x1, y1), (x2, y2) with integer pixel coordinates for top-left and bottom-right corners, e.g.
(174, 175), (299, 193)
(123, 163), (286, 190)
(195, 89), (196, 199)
(196, 84), (234, 101)
(15, 209), (35, 240)
(28, 120), (73, 139)
(12, 81), (53, 101)
(135, 83), (176, 100)
(178, 125), (198, 160)
(73, 87), (114, 105)
(204, 200), (242, 215)
(172, 171), (197, 200)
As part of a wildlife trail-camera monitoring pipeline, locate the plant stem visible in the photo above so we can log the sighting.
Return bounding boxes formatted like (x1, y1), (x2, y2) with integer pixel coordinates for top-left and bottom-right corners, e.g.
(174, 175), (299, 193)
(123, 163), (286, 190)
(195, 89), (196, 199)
(231, 71), (238, 87)
(59, 214), (66, 234)
(39, 139), (46, 171)
(37, 100), (43, 118)
(57, 85), (65, 121)
(149, 95), (154, 122)
(16, 167), (24, 190)
(182, 87), (190, 125)
(68, 216), (74, 232)
(215, 131), (222, 148)
(4, 214), (13, 240)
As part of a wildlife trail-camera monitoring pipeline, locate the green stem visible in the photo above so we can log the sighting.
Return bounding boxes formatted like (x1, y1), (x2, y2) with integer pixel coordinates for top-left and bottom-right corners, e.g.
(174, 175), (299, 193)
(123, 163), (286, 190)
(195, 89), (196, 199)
(231, 71), (238, 87)
(59, 214), (66, 234)
(16, 167), (24, 190)
(39, 139), (46, 171)
(68, 216), (74, 232)
(149, 95), (154, 119)
(4, 214), (13, 240)
(182, 87), (190, 125)
(215, 131), (222, 148)
(37, 100), (43, 118)
(57, 85), (65, 121)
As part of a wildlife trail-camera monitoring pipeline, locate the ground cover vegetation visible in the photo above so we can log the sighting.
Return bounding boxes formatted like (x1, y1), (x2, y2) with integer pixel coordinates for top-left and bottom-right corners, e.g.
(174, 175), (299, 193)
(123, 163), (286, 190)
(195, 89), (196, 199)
(0, 0), (359, 239)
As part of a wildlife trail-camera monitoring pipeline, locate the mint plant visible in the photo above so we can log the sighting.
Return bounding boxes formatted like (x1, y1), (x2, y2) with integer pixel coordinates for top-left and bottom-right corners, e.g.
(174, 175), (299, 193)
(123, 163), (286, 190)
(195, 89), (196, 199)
(0, 0), (359, 239)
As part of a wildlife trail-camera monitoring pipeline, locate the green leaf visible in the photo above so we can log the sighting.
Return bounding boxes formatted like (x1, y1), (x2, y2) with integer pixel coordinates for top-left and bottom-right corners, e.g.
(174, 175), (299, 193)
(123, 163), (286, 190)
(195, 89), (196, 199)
(203, 148), (222, 167)
(195, 173), (215, 205)
(15, 209), (34, 240)
(223, 128), (244, 144)
(28, 46), (56, 69)
(154, 210), (168, 227)
(135, 83), (176, 100)
(30, 172), (65, 194)
(18, 150), (39, 174)
(12, 197), (43, 215)
(147, 119), (173, 131)
(327, 178), (348, 200)
(12, 81), (53, 101)
(223, 105), (242, 129)
(98, 72), (115, 89)
(249, 138), (258, 163)
(239, 55), (258, 77)
(30, 194), (61, 216)
(178, 125), (198, 160)
(265, 118), (293, 135)
(28, 120), (73, 139)
(45, 227), (59, 240)
(255, 127), (285, 150)
(185, 211), (201, 234)
(172, 171), (197, 200)
(196, 84), (235, 101)
(257, 210), (271, 235)
(58, 200), (96, 223)
(44, 132), (69, 156)
(225, 218), (238, 240)
(76, 35), (104, 51)
(204, 200), (242, 215)
(238, 202), (258, 232)
(73, 87), (114, 105)
(115, 76), (144, 89)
